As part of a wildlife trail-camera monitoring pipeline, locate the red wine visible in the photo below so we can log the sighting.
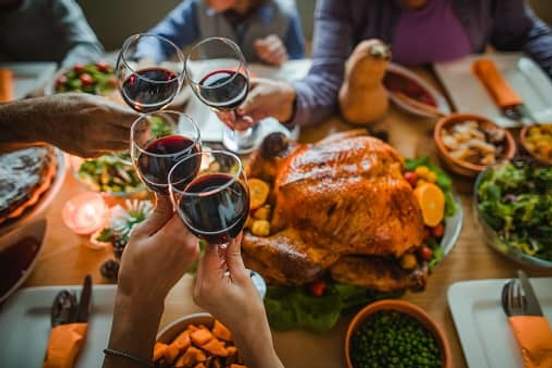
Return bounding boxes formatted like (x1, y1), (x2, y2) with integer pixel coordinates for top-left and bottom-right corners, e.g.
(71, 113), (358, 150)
(122, 67), (179, 113)
(137, 135), (200, 194)
(178, 173), (249, 244)
(198, 69), (248, 110)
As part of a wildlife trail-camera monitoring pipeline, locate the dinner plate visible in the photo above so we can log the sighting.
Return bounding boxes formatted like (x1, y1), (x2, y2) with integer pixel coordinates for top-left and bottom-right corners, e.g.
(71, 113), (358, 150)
(0, 285), (117, 368)
(385, 63), (451, 118)
(440, 194), (464, 261)
(434, 53), (552, 128)
(448, 278), (552, 368)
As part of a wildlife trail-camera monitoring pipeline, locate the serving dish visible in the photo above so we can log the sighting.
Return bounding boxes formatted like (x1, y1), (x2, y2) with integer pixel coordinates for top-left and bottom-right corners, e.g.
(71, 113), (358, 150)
(385, 63), (450, 118)
(448, 278), (552, 368)
(434, 113), (516, 177)
(520, 123), (552, 165)
(157, 312), (215, 344)
(345, 300), (452, 368)
(0, 285), (117, 367)
(474, 162), (552, 269)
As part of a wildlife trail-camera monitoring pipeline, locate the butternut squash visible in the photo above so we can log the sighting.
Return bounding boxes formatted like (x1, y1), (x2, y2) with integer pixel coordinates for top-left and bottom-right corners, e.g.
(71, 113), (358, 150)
(339, 39), (391, 124)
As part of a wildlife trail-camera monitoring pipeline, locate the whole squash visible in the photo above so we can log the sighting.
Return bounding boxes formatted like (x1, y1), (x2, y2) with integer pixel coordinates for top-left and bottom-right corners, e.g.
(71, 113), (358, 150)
(339, 39), (391, 125)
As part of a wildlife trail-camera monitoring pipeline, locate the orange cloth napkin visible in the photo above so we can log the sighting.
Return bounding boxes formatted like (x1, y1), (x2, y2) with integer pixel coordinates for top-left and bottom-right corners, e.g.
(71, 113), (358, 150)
(509, 316), (552, 368)
(0, 68), (14, 102)
(43, 323), (88, 368)
(473, 58), (523, 108)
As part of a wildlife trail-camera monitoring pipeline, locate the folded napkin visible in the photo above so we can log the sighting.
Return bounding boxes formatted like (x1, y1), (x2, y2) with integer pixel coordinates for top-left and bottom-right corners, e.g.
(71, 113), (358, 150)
(43, 323), (88, 368)
(509, 316), (552, 368)
(473, 58), (522, 108)
(0, 68), (14, 102)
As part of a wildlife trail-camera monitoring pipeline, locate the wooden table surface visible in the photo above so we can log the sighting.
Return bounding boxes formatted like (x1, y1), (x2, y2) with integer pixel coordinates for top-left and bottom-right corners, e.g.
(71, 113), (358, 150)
(23, 68), (552, 368)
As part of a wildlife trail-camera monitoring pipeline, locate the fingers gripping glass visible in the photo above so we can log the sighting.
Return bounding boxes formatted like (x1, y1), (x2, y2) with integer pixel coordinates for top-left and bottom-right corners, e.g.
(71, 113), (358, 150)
(185, 37), (258, 154)
(131, 111), (201, 194)
(116, 33), (185, 113)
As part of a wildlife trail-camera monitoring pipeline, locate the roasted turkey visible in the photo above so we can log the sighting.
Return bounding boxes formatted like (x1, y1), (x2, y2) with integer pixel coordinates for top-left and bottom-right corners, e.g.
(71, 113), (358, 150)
(243, 130), (429, 292)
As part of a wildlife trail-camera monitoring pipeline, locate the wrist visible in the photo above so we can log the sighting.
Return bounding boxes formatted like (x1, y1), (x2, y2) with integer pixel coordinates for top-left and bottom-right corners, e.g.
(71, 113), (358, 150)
(281, 83), (297, 124)
(233, 313), (281, 368)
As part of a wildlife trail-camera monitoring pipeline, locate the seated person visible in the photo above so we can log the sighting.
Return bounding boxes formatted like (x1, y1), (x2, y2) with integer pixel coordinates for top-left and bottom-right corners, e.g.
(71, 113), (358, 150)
(102, 196), (284, 368)
(226, 0), (552, 128)
(138, 0), (305, 65)
(0, 93), (137, 157)
(0, 0), (104, 67)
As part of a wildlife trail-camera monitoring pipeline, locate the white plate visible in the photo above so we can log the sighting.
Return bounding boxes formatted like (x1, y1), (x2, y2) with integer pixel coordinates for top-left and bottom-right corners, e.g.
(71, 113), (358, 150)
(435, 53), (552, 127)
(185, 60), (311, 144)
(0, 62), (57, 99)
(448, 278), (552, 368)
(385, 63), (451, 118)
(0, 285), (117, 368)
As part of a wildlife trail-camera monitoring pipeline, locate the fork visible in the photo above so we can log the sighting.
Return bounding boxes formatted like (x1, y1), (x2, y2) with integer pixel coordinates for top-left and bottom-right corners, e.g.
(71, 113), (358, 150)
(501, 279), (527, 317)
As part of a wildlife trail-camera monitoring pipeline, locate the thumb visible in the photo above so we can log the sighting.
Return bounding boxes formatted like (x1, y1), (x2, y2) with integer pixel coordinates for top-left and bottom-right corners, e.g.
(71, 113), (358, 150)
(131, 195), (174, 237)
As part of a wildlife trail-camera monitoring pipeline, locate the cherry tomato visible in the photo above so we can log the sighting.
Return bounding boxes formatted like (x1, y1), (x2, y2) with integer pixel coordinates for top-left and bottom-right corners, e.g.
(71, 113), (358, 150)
(404, 171), (418, 187)
(55, 75), (68, 87)
(73, 63), (85, 74)
(96, 62), (111, 73)
(431, 223), (445, 238)
(420, 246), (433, 261)
(79, 73), (94, 86)
(309, 280), (327, 297)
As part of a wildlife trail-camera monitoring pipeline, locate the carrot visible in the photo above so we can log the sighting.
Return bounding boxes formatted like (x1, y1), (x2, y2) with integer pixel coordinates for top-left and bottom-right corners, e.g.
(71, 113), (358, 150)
(172, 330), (191, 352)
(0, 68), (14, 102)
(212, 320), (232, 341)
(201, 338), (228, 357)
(194, 364), (207, 368)
(190, 328), (214, 346)
(163, 343), (180, 364)
(153, 342), (168, 362)
(175, 346), (206, 367)
(230, 364), (247, 368)
(226, 346), (238, 356)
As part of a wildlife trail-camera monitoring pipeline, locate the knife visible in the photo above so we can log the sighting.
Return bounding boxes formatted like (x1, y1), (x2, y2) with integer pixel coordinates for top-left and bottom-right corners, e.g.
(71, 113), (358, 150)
(518, 270), (544, 316)
(75, 274), (92, 323)
(473, 58), (537, 126)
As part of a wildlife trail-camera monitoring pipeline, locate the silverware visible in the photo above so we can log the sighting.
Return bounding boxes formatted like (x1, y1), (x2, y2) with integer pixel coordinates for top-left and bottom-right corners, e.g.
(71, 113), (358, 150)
(50, 275), (92, 326)
(76, 274), (92, 323)
(518, 270), (544, 316)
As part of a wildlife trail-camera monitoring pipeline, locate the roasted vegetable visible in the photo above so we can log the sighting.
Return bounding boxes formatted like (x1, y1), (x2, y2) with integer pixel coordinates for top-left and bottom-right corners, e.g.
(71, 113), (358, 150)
(248, 178), (270, 210)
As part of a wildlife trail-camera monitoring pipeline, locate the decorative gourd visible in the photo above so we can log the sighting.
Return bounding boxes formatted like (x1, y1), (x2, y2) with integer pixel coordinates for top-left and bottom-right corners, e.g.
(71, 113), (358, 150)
(339, 39), (391, 125)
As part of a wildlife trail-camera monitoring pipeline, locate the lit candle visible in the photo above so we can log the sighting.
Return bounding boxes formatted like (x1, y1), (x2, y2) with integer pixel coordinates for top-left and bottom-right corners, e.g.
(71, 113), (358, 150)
(62, 192), (108, 235)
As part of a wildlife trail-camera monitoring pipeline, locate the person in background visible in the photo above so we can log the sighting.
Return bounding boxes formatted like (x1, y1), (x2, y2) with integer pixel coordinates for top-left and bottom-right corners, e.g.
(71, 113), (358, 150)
(103, 196), (284, 368)
(223, 0), (552, 129)
(0, 0), (104, 67)
(138, 0), (305, 66)
(0, 93), (137, 157)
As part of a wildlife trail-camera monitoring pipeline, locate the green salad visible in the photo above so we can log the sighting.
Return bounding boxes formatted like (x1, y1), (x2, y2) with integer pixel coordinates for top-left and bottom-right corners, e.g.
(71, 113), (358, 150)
(78, 153), (144, 194)
(264, 157), (458, 333)
(476, 161), (552, 261)
(55, 62), (117, 95)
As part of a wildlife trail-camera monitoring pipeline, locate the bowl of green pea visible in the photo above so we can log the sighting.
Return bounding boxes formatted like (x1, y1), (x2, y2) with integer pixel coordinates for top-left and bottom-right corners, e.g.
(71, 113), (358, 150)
(345, 300), (451, 368)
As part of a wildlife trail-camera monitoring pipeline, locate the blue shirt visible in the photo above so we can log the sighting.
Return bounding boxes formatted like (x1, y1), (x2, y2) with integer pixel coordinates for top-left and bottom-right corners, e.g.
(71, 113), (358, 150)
(139, 0), (305, 62)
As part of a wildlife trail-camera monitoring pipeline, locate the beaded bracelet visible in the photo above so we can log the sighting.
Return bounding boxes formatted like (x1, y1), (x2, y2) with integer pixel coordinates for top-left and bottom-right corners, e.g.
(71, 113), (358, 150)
(103, 348), (154, 367)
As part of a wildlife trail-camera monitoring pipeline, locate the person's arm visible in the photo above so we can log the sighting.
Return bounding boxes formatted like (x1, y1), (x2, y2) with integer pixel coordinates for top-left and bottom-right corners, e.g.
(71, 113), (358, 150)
(137, 0), (200, 61)
(103, 196), (199, 368)
(282, 7), (305, 60)
(49, 0), (104, 68)
(0, 94), (137, 157)
(290, 0), (353, 126)
(490, 0), (552, 78)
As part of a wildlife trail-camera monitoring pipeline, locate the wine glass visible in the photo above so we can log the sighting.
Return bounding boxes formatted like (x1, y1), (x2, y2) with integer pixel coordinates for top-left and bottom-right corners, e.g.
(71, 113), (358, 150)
(131, 111), (201, 194)
(116, 33), (185, 113)
(185, 37), (258, 154)
(168, 150), (249, 244)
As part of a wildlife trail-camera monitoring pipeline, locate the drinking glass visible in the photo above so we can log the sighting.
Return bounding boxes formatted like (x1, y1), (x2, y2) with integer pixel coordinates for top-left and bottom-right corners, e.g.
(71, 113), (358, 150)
(185, 37), (258, 154)
(131, 111), (201, 194)
(116, 33), (185, 113)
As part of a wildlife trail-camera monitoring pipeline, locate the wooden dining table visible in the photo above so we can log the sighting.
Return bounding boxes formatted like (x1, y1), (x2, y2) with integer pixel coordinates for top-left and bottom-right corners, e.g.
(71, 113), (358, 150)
(23, 67), (552, 368)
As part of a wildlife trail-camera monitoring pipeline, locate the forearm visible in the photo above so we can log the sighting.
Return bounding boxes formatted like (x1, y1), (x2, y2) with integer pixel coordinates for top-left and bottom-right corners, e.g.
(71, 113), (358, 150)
(0, 99), (49, 151)
(231, 314), (283, 368)
(524, 7), (552, 78)
(103, 294), (164, 368)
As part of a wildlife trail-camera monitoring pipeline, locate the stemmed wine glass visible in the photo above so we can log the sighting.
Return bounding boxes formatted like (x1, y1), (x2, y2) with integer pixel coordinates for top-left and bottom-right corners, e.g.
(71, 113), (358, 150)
(116, 33), (185, 113)
(168, 150), (249, 244)
(185, 37), (257, 154)
(131, 111), (201, 194)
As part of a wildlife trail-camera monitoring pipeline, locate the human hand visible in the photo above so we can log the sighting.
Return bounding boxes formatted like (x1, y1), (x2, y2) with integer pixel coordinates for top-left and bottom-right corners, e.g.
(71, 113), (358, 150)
(215, 78), (296, 129)
(118, 195), (199, 304)
(254, 34), (288, 66)
(194, 235), (283, 368)
(41, 93), (138, 158)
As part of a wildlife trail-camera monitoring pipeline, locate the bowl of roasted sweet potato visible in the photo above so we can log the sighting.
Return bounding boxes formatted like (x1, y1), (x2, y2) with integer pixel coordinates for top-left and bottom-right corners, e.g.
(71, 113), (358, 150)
(155, 312), (247, 368)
